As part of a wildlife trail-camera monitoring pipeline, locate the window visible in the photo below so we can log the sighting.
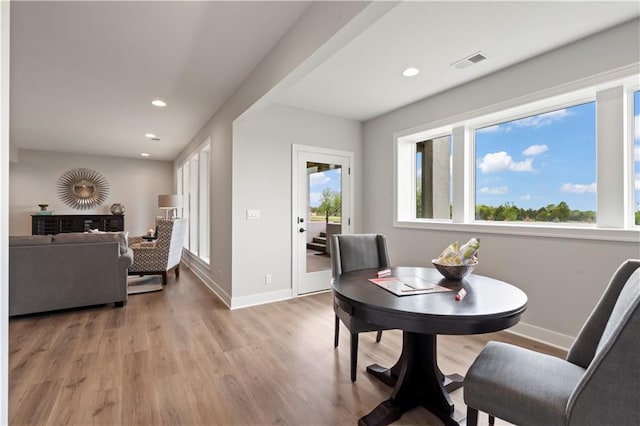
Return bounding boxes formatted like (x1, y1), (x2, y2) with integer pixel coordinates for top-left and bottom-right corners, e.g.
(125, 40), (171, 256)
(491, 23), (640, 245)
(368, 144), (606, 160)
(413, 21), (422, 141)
(177, 139), (210, 264)
(634, 90), (640, 226)
(416, 135), (452, 219)
(474, 102), (596, 223)
(198, 146), (210, 261)
(395, 75), (639, 239)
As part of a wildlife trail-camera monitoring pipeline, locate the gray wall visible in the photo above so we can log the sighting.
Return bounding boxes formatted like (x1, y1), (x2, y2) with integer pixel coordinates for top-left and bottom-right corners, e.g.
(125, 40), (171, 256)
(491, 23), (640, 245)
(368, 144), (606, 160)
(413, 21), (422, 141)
(362, 19), (640, 348)
(0, 1), (9, 422)
(9, 149), (173, 236)
(232, 104), (361, 302)
(174, 2), (375, 306)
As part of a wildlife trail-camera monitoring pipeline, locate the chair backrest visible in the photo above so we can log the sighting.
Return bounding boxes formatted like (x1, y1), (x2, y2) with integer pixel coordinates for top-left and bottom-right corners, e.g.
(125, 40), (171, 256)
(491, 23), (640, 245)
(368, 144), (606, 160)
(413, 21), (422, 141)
(330, 234), (390, 277)
(567, 259), (640, 367)
(156, 218), (187, 269)
(566, 260), (640, 425)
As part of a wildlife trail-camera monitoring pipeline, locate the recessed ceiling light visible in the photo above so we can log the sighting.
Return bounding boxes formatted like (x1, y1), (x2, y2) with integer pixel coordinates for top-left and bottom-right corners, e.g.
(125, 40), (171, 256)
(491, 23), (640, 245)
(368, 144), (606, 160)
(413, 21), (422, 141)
(402, 67), (420, 77)
(151, 99), (167, 107)
(141, 153), (150, 157)
(145, 133), (156, 138)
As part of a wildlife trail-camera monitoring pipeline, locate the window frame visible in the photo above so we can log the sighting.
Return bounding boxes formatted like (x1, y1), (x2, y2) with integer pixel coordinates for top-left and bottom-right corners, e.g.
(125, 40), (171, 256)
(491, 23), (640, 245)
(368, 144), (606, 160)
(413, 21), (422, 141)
(394, 73), (640, 243)
(176, 137), (211, 265)
(628, 86), (640, 227)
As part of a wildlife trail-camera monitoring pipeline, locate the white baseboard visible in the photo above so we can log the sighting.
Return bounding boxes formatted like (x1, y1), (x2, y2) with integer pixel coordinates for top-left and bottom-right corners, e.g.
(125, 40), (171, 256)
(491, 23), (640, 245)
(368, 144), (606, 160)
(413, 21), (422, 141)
(230, 289), (293, 310)
(181, 257), (231, 308)
(181, 259), (576, 350)
(507, 321), (575, 351)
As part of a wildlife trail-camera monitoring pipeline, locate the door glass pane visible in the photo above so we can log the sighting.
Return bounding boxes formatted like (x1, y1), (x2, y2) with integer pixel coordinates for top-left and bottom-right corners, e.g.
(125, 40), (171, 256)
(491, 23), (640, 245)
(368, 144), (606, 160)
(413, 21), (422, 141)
(306, 162), (342, 273)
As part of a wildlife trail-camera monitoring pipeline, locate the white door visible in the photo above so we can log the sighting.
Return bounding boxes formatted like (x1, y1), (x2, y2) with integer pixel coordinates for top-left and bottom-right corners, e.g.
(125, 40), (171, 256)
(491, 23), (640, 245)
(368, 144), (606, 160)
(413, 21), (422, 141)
(292, 145), (353, 295)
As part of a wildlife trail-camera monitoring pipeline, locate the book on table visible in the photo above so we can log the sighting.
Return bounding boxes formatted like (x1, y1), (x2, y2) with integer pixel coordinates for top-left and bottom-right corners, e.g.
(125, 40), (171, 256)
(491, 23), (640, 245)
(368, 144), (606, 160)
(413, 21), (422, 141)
(369, 275), (453, 296)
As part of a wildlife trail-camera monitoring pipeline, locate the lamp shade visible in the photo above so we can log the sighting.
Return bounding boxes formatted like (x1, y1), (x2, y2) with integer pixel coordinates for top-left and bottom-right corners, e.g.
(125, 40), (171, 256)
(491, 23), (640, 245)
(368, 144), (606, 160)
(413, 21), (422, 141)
(158, 194), (182, 209)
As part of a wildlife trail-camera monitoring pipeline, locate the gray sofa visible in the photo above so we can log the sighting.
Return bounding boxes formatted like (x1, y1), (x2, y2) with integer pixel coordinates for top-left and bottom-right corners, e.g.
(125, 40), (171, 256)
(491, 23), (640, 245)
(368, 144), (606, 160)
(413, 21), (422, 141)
(9, 232), (133, 316)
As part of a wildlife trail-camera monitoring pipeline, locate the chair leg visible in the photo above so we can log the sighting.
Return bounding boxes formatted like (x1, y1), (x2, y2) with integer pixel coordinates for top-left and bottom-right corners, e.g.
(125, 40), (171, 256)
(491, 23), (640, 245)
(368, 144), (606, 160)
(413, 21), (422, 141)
(175, 264), (180, 278)
(489, 414), (495, 425)
(162, 272), (167, 285)
(350, 333), (358, 382)
(375, 330), (383, 343)
(466, 407), (478, 426)
(334, 316), (340, 348)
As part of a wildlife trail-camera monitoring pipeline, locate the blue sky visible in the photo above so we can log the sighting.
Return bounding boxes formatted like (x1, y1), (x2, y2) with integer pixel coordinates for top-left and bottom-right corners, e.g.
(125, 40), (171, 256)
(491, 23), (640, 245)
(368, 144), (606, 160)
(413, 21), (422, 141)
(475, 102), (597, 212)
(309, 168), (341, 207)
(310, 92), (640, 215)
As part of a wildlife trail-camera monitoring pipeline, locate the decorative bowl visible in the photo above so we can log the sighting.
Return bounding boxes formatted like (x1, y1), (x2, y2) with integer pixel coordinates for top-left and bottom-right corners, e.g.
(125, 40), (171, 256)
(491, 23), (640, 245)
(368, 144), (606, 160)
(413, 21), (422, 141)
(432, 259), (478, 280)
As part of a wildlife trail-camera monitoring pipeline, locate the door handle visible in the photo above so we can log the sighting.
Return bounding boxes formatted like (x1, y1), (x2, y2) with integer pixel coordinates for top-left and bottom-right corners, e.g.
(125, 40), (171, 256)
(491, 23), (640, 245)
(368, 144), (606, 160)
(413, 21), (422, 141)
(299, 228), (306, 233)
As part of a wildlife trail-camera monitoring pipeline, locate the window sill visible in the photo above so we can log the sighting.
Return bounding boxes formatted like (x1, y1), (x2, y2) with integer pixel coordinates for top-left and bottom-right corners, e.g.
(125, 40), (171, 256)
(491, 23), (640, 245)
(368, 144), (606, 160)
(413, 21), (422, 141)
(394, 220), (640, 243)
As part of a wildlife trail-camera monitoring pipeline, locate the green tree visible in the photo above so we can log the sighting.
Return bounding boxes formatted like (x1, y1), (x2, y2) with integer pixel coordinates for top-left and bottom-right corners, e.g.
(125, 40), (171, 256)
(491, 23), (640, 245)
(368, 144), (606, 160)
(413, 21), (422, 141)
(317, 188), (341, 223)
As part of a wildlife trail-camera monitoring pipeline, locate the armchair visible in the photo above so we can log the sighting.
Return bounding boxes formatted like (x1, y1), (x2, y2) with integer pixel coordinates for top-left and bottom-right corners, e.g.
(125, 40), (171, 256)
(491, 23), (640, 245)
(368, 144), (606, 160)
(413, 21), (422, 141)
(464, 259), (640, 426)
(128, 218), (188, 285)
(331, 233), (391, 382)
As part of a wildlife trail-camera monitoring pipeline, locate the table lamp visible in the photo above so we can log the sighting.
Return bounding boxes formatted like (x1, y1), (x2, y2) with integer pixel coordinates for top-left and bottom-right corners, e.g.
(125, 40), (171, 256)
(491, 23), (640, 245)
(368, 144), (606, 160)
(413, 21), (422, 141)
(158, 194), (182, 219)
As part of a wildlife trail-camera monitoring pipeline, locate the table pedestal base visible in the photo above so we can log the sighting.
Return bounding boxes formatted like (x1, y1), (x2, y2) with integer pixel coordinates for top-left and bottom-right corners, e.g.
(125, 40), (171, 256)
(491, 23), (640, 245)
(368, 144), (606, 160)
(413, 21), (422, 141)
(359, 332), (463, 426)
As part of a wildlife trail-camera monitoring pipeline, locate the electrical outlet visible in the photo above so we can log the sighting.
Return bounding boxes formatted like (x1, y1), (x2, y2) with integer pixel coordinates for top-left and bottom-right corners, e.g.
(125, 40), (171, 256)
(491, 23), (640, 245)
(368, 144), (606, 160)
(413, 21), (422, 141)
(246, 209), (260, 220)
(265, 274), (272, 285)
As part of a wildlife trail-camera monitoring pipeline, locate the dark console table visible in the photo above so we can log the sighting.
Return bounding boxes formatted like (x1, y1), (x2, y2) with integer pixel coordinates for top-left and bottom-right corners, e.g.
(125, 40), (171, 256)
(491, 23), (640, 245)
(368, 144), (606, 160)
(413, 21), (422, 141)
(32, 214), (124, 235)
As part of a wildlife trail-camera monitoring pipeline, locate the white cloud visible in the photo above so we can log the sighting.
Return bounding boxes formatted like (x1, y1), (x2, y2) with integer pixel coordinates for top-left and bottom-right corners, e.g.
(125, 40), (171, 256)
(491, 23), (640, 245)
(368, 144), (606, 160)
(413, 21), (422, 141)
(513, 109), (570, 128)
(635, 113), (640, 140)
(520, 194), (531, 201)
(309, 172), (331, 187)
(635, 145), (640, 162)
(477, 125), (501, 134)
(478, 151), (533, 174)
(309, 192), (322, 205)
(480, 186), (508, 195)
(522, 144), (548, 156)
(476, 109), (570, 135)
(560, 182), (596, 194)
(635, 173), (640, 191)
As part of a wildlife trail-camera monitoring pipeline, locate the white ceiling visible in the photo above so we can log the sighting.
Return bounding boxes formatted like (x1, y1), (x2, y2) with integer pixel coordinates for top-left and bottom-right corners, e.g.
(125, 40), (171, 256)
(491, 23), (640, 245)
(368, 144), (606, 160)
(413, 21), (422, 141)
(10, 1), (640, 161)
(10, 1), (310, 160)
(276, 1), (640, 121)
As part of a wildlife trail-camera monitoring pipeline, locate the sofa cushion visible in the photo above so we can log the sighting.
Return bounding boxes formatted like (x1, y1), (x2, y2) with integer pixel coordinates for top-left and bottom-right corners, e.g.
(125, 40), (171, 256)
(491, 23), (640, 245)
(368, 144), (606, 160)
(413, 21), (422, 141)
(9, 235), (53, 246)
(52, 231), (129, 255)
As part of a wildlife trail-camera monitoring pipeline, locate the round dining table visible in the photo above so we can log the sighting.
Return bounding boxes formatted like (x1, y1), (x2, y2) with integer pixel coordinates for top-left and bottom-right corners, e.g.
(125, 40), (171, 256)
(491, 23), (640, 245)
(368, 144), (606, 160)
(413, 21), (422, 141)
(332, 266), (528, 426)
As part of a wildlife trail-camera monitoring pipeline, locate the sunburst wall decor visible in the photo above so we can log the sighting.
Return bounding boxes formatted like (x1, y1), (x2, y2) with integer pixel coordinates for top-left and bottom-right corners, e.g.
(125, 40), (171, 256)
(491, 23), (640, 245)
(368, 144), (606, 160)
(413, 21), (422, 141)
(57, 168), (110, 210)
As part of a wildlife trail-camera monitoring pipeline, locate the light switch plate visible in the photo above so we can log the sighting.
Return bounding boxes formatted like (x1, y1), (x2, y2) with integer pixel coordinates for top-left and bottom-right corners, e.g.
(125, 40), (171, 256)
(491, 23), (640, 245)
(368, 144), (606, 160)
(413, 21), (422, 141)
(246, 209), (260, 220)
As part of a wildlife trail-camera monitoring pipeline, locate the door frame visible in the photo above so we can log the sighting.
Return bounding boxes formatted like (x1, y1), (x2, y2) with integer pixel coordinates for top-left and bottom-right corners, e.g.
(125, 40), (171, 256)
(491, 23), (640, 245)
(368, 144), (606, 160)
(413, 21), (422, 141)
(291, 144), (354, 296)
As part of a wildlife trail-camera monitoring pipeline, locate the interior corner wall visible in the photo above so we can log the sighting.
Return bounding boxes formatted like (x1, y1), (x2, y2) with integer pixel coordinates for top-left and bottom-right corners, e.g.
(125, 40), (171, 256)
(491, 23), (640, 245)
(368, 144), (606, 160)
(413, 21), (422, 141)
(231, 104), (362, 304)
(9, 150), (173, 236)
(362, 19), (640, 349)
(172, 2), (373, 305)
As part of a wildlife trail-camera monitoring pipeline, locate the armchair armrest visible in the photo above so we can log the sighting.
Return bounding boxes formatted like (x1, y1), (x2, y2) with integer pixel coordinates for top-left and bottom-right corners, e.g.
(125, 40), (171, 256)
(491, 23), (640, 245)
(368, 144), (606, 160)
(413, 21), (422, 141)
(128, 236), (144, 245)
(119, 248), (134, 269)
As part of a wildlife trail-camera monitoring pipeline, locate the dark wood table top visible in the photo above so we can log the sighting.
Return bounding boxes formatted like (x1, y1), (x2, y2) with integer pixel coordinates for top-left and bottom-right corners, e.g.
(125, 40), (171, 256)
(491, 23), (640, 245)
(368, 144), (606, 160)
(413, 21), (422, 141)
(332, 266), (528, 335)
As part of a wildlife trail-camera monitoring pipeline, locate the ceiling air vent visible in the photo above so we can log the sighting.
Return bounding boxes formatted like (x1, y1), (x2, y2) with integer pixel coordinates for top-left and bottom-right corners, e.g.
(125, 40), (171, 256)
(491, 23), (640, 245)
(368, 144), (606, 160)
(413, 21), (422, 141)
(451, 51), (487, 69)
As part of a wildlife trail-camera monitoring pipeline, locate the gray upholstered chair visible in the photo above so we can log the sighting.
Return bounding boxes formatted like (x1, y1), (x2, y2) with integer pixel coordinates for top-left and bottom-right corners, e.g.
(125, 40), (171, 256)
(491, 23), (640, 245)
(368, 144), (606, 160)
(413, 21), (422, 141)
(331, 233), (391, 382)
(128, 218), (187, 285)
(464, 259), (640, 426)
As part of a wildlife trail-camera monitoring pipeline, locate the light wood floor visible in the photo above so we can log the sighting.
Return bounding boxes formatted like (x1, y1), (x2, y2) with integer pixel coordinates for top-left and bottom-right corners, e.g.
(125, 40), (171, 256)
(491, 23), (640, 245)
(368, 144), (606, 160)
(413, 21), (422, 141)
(9, 266), (565, 426)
